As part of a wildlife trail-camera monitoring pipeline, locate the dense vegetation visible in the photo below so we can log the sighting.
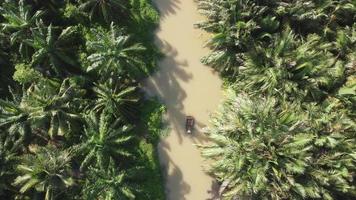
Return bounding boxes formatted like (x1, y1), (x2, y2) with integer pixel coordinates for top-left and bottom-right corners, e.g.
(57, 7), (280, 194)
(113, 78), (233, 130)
(0, 0), (165, 199)
(197, 0), (355, 199)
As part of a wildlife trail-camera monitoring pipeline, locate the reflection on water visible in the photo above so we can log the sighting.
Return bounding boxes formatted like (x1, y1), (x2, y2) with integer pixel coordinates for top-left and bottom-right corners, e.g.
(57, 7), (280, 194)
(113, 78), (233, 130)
(142, 0), (223, 199)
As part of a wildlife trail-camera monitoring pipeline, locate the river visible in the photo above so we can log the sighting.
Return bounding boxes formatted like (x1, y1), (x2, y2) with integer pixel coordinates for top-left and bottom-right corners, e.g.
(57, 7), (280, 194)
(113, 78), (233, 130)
(143, 0), (223, 199)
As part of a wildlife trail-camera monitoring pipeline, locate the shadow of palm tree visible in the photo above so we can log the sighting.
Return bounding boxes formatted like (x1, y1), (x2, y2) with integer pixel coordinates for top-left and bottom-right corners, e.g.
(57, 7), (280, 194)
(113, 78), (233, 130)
(206, 180), (220, 200)
(153, 0), (181, 19)
(143, 37), (193, 144)
(158, 140), (191, 199)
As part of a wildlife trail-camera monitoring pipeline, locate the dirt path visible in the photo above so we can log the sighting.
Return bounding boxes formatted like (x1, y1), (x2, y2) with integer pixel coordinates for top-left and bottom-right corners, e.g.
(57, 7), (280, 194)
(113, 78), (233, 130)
(143, 0), (223, 199)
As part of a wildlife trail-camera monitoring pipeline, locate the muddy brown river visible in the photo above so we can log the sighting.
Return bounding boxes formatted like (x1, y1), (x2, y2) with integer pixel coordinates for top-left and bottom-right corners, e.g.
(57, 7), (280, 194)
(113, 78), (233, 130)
(143, 0), (223, 199)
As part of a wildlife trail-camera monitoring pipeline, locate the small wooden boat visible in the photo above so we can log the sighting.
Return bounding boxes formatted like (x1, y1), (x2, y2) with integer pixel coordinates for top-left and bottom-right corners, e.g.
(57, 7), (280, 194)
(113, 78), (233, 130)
(186, 116), (195, 134)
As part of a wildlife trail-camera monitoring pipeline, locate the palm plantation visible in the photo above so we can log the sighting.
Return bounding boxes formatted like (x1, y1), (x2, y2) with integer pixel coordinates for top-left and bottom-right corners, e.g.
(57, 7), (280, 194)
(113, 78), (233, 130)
(198, 0), (356, 199)
(0, 0), (164, 199)
(0, 0), (355, 199)
(200, 91), (355, 199)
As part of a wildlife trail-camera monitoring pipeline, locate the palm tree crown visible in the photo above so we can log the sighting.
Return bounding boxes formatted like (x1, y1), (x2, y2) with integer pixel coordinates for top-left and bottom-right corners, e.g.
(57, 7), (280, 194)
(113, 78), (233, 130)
(0, 0), (44, 58)
(0, 79), (84, 141)
(77, 0), (129, 24)
(86, 23), (146, 78)
(13, 145), (75, 200)
(80, 112), (133, 170)
(93, 79), (138, 122)
(82, 159), (137, 200)
(26, 21), (79, 76)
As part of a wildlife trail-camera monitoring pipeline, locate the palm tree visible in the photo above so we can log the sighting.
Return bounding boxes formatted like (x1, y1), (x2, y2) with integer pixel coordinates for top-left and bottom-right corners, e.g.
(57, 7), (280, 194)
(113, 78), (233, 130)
(0, 0), (44, 59)
(82, 159), (137, 200)
(21, 78), (84, 139)
(0, 134), (19, 196)
(86, 23), (146, 78)
(303, 99), (356, 199)
(197, 0), (240, 76)
(93, 79), (138, 122)
(13, 145), (75, 200)
(27, 0), (64, 14)
(26, 21), (79, 76)
(77, 0), (129, 24)
(0, 90), (32, 145)
(80, 112), (133, 171)
(197, 0), (281, 77)
(200, 31), (242, 77)
(0, 79), (84, 140)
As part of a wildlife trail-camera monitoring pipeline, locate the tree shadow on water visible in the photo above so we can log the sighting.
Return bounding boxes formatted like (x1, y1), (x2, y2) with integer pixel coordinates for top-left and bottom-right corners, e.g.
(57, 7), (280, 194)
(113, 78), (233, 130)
(141, 35), (195, 200)
(143, 37), (193, 145)
(153, 0), (181, 19)
(206, 180), (220, 200)
(158, 140), (191, 200)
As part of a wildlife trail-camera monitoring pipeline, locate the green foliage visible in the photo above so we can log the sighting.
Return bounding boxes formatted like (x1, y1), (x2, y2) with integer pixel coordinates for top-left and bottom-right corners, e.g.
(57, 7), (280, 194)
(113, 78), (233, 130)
(26, 21), (80, 76)
(197, 0), (356, 83)
(82, 159), (138, 200)
(77, 0), (129, 24)
(85, 22), (147, 79)
(14, 145), (75, 200)
(199, 1), (356, 199)
(13, 63), (42, 84)
(0, 0), (44, 59)
(0, 134), (19, 196)
(130, 0), (159, 28)
(0, 78), (85, 141)
(0, 18), (15, 97)
(200, 90), (356, 199)
(139, 99), (167, 143)
(93, 79), (139, 122)
(133, 99), (166, 199)
(79, 112), (133, 171)
(0, 0), (164, 198)
(136, 140), (165, 200)
(237, 31), (345, 101)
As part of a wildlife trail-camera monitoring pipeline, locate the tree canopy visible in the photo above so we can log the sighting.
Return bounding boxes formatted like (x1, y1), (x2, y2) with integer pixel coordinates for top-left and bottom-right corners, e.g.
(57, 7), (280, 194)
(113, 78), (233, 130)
(0, 0), (165, 199)
(198, 0), (356, 199)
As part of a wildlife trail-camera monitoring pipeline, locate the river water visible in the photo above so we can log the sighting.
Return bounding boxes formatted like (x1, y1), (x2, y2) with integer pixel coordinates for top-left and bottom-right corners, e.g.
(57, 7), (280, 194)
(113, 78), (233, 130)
(142, 0), (223, 199)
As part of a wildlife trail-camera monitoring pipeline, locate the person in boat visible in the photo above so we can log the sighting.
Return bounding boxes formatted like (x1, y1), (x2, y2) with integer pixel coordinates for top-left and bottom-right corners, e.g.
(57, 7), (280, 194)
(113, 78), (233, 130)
(186, 116), (195, 134)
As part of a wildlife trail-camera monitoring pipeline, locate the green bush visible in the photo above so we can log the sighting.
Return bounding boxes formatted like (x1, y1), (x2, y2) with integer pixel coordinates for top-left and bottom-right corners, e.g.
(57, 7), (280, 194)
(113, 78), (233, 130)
(140, 99), (167, 143)
(136, 140), (165, 200)
(13, 63), (42, 85)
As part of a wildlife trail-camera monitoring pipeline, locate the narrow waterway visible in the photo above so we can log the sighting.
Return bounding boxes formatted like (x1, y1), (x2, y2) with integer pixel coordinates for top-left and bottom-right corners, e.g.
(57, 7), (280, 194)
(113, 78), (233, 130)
(143, 0), (223, 199)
